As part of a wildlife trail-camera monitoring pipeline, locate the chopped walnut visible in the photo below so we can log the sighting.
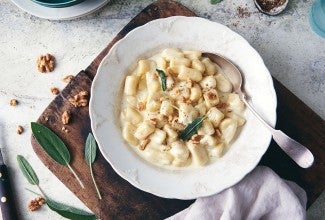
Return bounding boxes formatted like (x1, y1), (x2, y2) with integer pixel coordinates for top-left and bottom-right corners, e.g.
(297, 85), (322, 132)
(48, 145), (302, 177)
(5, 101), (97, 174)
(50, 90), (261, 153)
(191, 134), (201, 144)
(10, 99), (18, 106)
(207, 92), (217, 100)
(149, 118), (157, 125)
(69, 91), (89, 107)
(139, 139), (150, 150)
(137, 102), (146, 111)
(62, 75), (74, 83)
(37, 53), (55, 73)
(171, 117), (185, 131)
(51, 87), (60, 95)
(180, 96), (192, 104)
(216, 102), (229, 109)
(16, 125), (24, 135)
(61, 126), (70, 133)
(61, 111), (71, 125)
(28, 197), (45, 211)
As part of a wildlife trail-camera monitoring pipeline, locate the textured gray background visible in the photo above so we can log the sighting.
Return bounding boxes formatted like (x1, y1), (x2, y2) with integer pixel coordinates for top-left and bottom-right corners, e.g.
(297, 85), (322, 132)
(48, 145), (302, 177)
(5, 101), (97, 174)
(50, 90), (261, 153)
(0, 0), (324, 219)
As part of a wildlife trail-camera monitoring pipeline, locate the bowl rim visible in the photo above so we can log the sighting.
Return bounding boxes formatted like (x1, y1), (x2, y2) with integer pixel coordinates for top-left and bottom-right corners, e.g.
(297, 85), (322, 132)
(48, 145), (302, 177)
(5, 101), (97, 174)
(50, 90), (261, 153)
(30, 0), (84, 7)
(90, 16), (277, 199)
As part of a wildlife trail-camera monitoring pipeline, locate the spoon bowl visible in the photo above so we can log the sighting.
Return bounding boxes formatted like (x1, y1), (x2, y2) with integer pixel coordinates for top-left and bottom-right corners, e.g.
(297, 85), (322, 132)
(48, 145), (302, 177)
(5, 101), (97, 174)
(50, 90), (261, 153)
(203, 52), (314, 168)
(254, 0), (289, 16)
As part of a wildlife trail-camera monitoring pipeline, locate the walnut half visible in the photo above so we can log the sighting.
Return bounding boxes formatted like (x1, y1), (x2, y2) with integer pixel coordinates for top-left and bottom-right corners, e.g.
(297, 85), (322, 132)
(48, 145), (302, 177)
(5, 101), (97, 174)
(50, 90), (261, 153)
(28, 197), (45, 211)
(69, 91), (89, 107)
(37, 53), (55, 73)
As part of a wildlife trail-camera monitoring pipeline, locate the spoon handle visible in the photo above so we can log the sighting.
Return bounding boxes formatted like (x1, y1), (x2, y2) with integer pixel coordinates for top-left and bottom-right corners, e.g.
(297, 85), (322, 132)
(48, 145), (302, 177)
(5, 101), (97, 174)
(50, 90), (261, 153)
(272, 130), (314, 168)
(240, 92), (314, 168)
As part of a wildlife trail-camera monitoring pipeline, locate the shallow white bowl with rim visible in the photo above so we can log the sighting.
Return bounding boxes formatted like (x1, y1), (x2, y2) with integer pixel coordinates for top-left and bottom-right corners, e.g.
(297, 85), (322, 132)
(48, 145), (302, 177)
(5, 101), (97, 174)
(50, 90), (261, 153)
(90, 16), (277, 199)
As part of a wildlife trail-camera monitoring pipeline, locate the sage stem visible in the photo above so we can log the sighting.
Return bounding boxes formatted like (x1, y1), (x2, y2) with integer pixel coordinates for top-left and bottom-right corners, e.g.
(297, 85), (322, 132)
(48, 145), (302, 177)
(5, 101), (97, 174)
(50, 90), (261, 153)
(67, 164), (85, 189)
(25, 188), (42, 197)
(90, 164), (102, 200)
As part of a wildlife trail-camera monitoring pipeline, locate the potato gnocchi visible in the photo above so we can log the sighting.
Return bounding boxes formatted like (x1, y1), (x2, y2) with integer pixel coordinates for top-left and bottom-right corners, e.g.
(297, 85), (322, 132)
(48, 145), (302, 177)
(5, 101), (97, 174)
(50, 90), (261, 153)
(120, 48), (245, 168)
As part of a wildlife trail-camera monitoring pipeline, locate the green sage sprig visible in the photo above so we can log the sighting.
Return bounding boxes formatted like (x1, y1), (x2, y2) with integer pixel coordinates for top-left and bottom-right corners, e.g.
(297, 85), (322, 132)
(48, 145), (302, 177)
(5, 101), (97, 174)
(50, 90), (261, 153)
(156, 69), (167, 91)
(17, 155), (96, 220)
(85, 133), (102, 200)
(179, 116), (206, 141)
(31, 122), (84, 189)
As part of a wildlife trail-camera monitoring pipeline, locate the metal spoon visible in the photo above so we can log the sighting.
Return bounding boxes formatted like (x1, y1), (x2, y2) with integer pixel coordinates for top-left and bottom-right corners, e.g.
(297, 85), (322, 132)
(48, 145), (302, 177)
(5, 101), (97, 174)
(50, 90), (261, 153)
(254, 0), (289, 16)
(203, 53), (314, 168)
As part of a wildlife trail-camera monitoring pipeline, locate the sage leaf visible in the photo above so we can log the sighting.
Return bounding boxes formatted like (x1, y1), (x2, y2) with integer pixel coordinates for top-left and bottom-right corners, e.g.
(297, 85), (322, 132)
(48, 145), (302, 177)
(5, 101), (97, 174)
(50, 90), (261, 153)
(46, 198), (97, 220)
(17, 155), (39, 185)
(211, 0), (222, 4)
(31, 122), (70, 166)
(31, 122), (84, 188)
(85, 133), (102, 200)
(156, 69), (167, 91)
(179, 117), (205, 141)
(85, 133), (96, 165)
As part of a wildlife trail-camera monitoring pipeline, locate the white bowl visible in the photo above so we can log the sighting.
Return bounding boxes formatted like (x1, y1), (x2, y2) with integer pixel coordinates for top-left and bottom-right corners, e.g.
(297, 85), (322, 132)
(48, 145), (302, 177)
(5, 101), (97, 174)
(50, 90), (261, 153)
(90, 16), (277, 199)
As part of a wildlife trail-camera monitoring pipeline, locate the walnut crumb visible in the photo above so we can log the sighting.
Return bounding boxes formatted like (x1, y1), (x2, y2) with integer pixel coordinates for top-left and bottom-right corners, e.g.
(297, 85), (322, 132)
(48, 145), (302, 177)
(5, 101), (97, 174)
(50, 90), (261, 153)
(62, 75), (74, 83)
(61, 126), (70, 133)
(191, 134), (201, 144)
(216, 102), (229, 109)
(207, 92), (217, 100)
(61, 111), (71, 125)
(28, 197), (45, 211)
(149, 118), (157, 125)
(69, 91), (89, 107)
(137, 102), (146, 111)
(10, 99), (18, 106)
(51, 87), (60, 95)
(139, 139), (150, 150)
(37, 53), (55, 73)
(17, 125), (24, 135)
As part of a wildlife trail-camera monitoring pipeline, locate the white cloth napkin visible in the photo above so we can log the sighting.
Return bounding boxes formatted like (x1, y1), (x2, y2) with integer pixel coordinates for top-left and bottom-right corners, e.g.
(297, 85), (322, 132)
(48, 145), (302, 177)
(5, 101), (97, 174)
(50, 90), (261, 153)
(167, 166), (307, 220)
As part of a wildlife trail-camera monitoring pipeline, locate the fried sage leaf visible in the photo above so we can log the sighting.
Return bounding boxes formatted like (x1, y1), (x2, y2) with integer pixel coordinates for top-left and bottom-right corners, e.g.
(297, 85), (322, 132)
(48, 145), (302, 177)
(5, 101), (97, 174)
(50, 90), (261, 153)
(179, 117), (205, 141)
(156, 69), (167, 91)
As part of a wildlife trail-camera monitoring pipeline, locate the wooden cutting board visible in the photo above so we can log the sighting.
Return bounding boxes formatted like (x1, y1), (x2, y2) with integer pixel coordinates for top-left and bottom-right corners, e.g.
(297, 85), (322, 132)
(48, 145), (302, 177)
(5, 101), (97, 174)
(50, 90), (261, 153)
(31, 0), (325, 219)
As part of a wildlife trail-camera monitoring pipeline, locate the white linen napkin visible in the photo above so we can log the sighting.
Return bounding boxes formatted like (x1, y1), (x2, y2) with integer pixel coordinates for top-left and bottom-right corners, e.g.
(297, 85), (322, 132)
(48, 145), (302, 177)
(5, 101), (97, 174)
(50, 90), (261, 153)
(167, 166), (307, 220)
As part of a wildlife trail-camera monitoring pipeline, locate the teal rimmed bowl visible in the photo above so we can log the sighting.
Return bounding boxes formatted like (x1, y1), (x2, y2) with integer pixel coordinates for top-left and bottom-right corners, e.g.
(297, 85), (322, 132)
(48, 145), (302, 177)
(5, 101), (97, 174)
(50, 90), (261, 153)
(30, 0), (86, 8)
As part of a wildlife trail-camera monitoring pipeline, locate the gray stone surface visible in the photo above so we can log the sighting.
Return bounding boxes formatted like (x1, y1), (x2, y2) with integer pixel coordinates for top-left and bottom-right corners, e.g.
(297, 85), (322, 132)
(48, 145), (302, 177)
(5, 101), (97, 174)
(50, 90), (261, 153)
(0, 0), (323, 219)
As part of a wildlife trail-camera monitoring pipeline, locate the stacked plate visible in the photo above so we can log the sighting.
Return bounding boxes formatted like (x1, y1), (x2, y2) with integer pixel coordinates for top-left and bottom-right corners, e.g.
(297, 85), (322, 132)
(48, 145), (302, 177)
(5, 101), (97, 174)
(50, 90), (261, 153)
(11, 0), (110, 20)
(30, 0), (86, 8)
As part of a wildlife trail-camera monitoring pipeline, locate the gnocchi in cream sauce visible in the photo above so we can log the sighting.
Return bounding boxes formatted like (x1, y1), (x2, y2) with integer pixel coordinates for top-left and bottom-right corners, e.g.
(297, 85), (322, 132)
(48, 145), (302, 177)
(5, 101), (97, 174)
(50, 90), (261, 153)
(120, 48), (245, 168)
